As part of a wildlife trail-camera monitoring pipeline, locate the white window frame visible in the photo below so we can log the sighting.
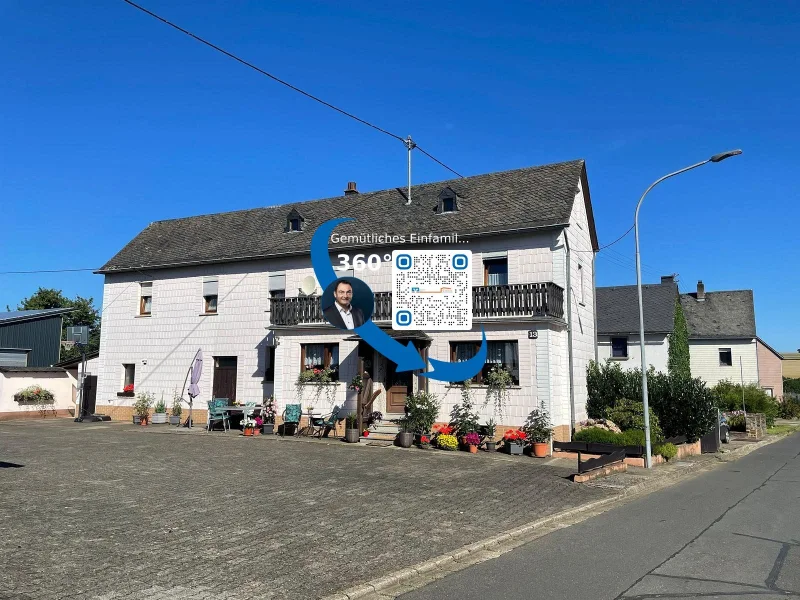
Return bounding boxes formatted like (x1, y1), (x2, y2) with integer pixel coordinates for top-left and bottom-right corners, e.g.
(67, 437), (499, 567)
(138, 282), (152, 316)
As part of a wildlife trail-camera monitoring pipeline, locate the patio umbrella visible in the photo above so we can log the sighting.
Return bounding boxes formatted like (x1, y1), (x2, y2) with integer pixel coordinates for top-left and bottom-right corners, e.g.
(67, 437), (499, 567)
(186, 349), (203, 428)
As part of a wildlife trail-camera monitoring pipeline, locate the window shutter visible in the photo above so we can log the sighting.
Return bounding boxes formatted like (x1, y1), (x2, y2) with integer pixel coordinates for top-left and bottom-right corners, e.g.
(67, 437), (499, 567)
(140, 282), (152, 294)
(482, 251), (507, 260)
(203, 277), (218, 296)
(269, 273), (286, 291)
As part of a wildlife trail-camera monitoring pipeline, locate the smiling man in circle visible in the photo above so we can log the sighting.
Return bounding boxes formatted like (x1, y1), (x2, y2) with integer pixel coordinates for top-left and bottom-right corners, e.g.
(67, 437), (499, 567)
(323, 279), (365, 330)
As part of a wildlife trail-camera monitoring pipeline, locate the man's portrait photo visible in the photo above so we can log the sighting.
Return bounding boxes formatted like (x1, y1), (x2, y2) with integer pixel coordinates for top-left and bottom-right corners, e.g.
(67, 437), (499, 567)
(321, 277), (374, 331)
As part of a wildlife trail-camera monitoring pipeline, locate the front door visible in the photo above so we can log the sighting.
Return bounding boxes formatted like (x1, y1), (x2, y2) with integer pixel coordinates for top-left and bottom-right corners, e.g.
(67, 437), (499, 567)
(385, 361), (412, 414)
(82, 375), (97, 417)
(213, 356), (238, 403)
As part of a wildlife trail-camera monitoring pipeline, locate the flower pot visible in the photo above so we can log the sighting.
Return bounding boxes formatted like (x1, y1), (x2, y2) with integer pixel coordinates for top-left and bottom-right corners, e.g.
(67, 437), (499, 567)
(532, 442), (548, 457)
(133, 415), (141, 425)
(139, 418), (148, 426)
(151, 412), (167, 424)
(243, 427), (254, 437)
(396, 432), (414, 448)
(262, 423), (275, 435)
(504, 441), (523, 455)
(252, 427), (261, 436)
(345, 428), (360, 443)
(468, 444), (478, 454)
(485, 441), (497, 452)
(169, 415), (181, 425)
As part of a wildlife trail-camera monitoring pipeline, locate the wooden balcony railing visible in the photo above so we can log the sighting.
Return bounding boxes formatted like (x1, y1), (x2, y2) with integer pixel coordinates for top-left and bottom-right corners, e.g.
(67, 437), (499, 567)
(270, 283), (564, 326)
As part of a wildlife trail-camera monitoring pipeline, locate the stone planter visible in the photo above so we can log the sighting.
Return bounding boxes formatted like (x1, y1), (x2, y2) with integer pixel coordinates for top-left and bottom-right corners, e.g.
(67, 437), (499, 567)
(344, 428), (360, 443)
(504, 441), (523, 455)
(151, 412), (167, 424)
(485, 441), (497, 452)
(262, 423), (275, 435)
(169, 415), (181, 425)
(396, 432), (414, 448)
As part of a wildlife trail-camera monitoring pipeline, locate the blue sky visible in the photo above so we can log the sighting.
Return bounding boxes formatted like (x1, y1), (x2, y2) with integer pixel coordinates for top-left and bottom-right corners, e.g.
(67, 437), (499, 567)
(1, 1), (798, 351)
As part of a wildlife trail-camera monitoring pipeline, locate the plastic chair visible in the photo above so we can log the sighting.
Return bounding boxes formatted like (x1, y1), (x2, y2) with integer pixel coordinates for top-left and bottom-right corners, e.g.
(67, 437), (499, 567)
(281, 403), (302, 437)
(207, 398), (230, 432)
(310, 405), (341, 438)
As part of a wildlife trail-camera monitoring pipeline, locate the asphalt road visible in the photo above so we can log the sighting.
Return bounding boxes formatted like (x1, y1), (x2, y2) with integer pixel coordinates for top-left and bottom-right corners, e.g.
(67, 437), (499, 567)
(401, 432), (800, 600)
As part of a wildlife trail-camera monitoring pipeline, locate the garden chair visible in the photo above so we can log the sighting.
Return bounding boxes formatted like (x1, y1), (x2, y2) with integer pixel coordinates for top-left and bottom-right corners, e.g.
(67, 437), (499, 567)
(281, 403), (302, 437)
(310, 405), (341, 438)
(242, 401), (257, 428)
(206, 398), (230, 432)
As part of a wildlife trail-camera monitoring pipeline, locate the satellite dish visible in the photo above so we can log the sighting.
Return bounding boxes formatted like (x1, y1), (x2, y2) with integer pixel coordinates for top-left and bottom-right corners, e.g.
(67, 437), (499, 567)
(300, 275), (317, 296)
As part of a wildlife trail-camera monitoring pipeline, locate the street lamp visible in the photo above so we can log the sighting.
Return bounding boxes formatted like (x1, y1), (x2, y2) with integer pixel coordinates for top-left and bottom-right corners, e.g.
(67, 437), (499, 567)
(635, 149), (742, 468)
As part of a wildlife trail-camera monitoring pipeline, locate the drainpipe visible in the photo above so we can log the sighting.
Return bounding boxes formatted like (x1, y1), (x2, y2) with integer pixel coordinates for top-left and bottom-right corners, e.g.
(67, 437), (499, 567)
(593, 252), (598, 363)
(563, 230), (576, 439)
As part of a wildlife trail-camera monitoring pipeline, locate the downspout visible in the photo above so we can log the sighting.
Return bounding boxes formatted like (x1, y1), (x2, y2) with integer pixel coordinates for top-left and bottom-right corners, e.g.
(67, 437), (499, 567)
(593, 252), (598, 363)
(563, 230), (576, 439)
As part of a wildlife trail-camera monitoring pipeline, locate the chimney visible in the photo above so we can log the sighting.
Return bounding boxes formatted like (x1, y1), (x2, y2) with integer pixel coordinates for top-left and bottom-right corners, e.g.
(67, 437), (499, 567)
(697, 280), (705, 301)
(661, 275), (675, 285)
(344, 181), (359, 196)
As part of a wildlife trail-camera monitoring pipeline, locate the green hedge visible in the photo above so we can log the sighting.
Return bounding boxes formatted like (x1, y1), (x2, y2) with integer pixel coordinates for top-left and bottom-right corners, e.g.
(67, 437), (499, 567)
(712, 381), (780, 427)
(573, 427), (647, 447)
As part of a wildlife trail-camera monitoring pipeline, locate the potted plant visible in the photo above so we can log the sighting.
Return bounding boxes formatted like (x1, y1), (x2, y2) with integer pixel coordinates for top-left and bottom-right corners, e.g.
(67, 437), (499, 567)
(437, 433), (458, 451)
(463, 431), (481, 453)
(133, 391), (153, 426)
(243, 416), (257, 436)
(483, 419), (497, 452)
(485, 365), (514, 416)
(170, 393), (182, 425)
(261, 397), (276, 434)
(151, 395), (168, 424)
(405, 391), (441, 446)
(344, 414), (360, 443)
(396, 418), (414, 448)
(502, 429), (526, 455)
(522, 403), (552, 458)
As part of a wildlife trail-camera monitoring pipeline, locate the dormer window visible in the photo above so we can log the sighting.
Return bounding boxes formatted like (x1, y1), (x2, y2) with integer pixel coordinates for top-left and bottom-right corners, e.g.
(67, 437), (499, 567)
(437, 188), (459, 214)
(285, 209), (304, 233)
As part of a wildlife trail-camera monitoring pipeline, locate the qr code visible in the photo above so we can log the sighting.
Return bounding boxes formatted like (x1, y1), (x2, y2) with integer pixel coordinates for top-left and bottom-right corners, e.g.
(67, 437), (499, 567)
(392, 250), (472, 330)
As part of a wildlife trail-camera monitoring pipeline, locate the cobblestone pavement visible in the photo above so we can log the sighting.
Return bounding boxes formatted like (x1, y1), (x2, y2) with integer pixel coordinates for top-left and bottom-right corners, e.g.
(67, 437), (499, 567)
(0, 420), (614, 599)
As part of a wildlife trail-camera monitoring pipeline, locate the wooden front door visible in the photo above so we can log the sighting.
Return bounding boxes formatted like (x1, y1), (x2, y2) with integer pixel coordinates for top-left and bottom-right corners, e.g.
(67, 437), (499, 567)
(385, 361), (413, 414)
(212, 357), (238, 403)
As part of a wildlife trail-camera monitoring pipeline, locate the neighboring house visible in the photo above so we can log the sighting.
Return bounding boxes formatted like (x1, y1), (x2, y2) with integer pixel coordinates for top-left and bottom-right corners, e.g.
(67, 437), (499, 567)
(0, 366), (75, 420)
(680, 281), (759, 388)
(782, 351), (800, 379)
(94, 159), (599, 441)
(0, 309), (75, 368)
(755, 339), (783, 399)
(596, 276), (678, 373)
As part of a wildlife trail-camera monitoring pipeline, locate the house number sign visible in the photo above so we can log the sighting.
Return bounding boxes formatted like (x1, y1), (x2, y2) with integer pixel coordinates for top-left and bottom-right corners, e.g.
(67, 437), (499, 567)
(528, 330), (538, 339)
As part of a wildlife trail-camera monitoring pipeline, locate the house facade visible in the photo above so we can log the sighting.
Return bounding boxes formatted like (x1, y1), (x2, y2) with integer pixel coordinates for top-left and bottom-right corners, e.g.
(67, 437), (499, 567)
(596, 276), (678, 373)
(94, 160), (599, 441)
(680, 281), (759, 388)
(782, 352), (800, 379)
(756, 339), (783, 398)
(0, 309), (74, 368)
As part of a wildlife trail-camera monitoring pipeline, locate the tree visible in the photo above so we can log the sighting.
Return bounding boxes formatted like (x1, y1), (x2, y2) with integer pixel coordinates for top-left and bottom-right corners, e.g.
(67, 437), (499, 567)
(17, 288), (100, 361)
(668, 296), (691, 379)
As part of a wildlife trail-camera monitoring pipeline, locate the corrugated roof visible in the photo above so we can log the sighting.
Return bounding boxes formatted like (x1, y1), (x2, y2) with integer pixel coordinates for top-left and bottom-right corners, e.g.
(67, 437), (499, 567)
(98, 160), (596, 273)
(680, 290), (756, 339)
(0, 308), (75, 325)
(596, 281), (678, 335)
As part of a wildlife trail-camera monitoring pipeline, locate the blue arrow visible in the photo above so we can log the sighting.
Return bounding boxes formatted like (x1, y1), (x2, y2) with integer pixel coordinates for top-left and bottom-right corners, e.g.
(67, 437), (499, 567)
(422, 327), (487, 382)
(310, 218), (426, 373)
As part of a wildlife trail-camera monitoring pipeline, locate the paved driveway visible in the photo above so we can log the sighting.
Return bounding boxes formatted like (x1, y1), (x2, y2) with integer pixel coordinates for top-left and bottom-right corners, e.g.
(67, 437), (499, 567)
(0, 419), (613, 599)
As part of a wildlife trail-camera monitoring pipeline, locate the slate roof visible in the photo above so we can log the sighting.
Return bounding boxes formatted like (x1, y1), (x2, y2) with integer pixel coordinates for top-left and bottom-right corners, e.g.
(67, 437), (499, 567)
(98, 160), (596, 273)
(54, 350), (100, 369)
(0, 308), (75, 325)
(680, 290), (756, 339)
(596, 282), (678, 335)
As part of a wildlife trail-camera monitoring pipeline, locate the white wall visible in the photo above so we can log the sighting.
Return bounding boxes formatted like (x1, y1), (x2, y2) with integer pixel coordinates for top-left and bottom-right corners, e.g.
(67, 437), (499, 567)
(689, 339), (758, 387)
(0, 370), (75, 418)
(597, 334), (670, 373)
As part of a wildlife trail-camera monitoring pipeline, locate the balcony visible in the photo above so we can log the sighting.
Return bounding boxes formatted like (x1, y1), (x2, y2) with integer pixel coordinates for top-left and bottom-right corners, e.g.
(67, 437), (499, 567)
(270, 283), (564, 327)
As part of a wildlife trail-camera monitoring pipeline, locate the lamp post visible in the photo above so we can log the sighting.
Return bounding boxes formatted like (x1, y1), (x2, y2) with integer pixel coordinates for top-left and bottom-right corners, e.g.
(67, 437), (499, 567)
(635, 149), (741, 468)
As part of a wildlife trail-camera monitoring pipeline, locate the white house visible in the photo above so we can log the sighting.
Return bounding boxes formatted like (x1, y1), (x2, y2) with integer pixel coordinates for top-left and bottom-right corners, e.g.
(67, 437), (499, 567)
(94, 160), (599, 441)
(596, 276), (678, 373)
(681, 281), (759, 387)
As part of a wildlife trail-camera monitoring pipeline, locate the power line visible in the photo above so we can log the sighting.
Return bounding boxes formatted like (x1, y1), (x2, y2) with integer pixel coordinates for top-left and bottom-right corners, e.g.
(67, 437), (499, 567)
(0, 267), (98, 275)
(121, 0), (464, 179)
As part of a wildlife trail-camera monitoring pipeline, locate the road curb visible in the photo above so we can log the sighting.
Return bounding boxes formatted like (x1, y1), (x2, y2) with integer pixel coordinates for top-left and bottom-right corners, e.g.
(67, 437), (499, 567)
(320, 431), (795, 600)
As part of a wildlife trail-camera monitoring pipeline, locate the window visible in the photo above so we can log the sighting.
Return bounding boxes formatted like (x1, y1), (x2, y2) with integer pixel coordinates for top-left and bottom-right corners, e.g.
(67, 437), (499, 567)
(763, 387), (774, 397)
(719, 348), (733, 366)
(578, 263), (585, 305)
(300, 343), (339, 381)
(270, 289), (285, 300)
(285, 209), (304, 232)
(437, 188), (459, 213)
(484, 258), (508, 286)
(139, 282), (152, 315)
(264, 346), (275, 382)
(203, 277), (218, 314)
(450, 341), (519, 384)
(269, 272), (286, 307)
(611, 337), (628, 359)
(123, 363), (136, 388)
(442, 197), (455, 213)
